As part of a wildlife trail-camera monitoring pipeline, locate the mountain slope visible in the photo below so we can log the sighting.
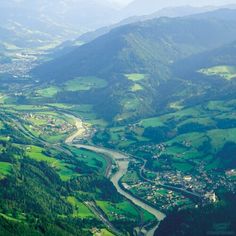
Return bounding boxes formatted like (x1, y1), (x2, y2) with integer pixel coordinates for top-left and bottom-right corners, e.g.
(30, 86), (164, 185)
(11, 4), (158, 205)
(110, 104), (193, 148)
(78, 5), (221, 44)
(32, 9), (236, 122)
(156, 193), (236, 236)
(34, 9), (236, 80)
(173, 40), (236, 77)
(0, 0), (119, 49)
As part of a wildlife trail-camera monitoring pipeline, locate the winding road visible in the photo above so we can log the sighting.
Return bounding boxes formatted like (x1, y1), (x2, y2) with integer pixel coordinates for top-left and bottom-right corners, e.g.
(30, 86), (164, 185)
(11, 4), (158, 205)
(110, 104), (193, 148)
(65, 114), (166, 236)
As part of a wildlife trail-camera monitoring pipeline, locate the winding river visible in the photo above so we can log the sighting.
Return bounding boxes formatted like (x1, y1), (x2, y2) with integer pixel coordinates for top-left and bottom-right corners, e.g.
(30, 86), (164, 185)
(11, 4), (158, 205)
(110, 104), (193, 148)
(65, 115), (166, 236)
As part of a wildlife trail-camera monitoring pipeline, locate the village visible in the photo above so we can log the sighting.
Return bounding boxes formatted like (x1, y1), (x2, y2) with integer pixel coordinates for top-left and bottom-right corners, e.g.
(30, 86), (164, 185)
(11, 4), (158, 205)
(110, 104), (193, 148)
(22, 112), (75, 139)
(0, 51), (38, 79)
(121, 157), (235, 213)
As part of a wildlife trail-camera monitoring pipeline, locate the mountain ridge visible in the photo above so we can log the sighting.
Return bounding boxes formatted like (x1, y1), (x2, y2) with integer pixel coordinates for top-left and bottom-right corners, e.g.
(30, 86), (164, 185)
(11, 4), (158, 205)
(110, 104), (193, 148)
(34, 9), (236, 81)
(31, 9), (236, 122)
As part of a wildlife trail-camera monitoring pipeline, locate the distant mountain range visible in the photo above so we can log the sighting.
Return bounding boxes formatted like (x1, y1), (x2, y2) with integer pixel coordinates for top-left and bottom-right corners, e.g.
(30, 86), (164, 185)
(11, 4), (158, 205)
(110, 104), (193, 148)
(1, 0), (236, 53)
(78, 5), (224, 44)
(34, 9), (236, 79)
(0, 0), (119, 31)
(0, 0), (121, 53)
(49, 5), (222, 60)
(123, 0), (236, 16)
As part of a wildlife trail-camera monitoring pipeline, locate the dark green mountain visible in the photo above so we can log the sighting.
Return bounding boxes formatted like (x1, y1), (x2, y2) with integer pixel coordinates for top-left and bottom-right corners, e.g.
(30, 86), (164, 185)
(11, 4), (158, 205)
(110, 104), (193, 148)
(34, 9), (236, 80)
(173, 40), (236, 75)
(33, 9), (236, 122)
(77, 5), (221, 44)
(156, 192), (236, 236)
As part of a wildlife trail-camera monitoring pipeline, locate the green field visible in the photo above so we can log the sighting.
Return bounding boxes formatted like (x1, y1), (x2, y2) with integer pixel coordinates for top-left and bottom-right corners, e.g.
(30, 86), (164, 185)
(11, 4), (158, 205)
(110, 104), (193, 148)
(199, 65), (236, 80)
(208, 128), (236, 150)
(98, 98), (236, 174)
(1, 104), (50, 111)
(172, 162), (194, 172)
(131, 84), (143, 92)
(139, 117), (165, 128)
(125, 73), (147, 81)
(98, 229), (114, 236)
(0, 94), (7, 104)
(46, 103), (74, 109)
(122, 171), (140, 185)
(70, 147), (108, 174)
(25, 146), (58, 164)
(0, 106), (109, 182)
(169, 101), (184, 110)
(96, 201), (140, 221)
(123, 97), (141, 111)
(96, 200), (154, 223)
(116, 96), (143, 122)
(36, 86), (61, 97)
(67, 197), (95, 219)
(0, 162), (13, 178)
(25, 145), (80, 181)
(0, 120), (3, 129)
(65, 76), (107, 91)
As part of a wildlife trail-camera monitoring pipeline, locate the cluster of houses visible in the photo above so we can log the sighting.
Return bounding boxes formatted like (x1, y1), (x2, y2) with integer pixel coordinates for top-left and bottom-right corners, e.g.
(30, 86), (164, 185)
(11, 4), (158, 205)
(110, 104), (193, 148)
(226, 169), (236, 177)
(123, 179), (193, 212)
(24, 113), (74, 136)
(0, 54), (36, 79)
(122, 155), (236, 213)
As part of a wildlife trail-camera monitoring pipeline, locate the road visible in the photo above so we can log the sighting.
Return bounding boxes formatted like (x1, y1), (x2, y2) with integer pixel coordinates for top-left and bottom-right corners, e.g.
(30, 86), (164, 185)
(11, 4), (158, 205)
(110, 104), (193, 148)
(159, 184), (202, 199)
(65, 114), (166, 236)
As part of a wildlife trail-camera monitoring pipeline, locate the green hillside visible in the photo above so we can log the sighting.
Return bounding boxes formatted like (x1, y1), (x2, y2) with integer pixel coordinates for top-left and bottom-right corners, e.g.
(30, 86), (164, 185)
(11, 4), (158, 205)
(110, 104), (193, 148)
(32, 9), (236, 122)
(0, 105), (153, 235)
(34, 9), (236, 80)
(155, 192), (236, 236)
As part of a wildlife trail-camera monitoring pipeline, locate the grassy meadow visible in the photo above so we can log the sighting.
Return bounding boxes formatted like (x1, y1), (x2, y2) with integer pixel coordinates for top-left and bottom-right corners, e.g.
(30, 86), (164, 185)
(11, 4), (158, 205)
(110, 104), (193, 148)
(199, 65), (236, 80)
(65, 76), (107, 91)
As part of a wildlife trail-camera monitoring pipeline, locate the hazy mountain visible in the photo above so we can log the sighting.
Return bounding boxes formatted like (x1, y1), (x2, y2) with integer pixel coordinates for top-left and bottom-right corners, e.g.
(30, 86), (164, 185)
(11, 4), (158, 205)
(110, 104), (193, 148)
(0, 0), (120, 51)
(42, 0), (119, 29)
(45, 5), (234, 60)
(34, 9), (236, 80)
(1, 0), (236, 51)
(123, 0), (236, 16)
(78, 5), (221, 44)
(33, 9), (236, 121)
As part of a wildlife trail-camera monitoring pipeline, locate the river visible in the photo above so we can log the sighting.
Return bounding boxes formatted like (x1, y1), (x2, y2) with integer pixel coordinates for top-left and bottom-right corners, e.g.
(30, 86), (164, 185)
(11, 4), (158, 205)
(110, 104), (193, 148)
(65, 115), (166, 236)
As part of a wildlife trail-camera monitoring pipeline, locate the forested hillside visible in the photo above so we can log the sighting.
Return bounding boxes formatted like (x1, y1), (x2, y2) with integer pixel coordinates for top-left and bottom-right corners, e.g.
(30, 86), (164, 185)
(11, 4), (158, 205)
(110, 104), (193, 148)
(32, 9), (236, 122)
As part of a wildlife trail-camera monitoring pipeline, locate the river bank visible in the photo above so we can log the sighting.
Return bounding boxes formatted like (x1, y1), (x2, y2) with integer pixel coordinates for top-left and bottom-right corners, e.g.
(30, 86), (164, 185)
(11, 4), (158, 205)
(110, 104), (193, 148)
(65, 114), (166, 235)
